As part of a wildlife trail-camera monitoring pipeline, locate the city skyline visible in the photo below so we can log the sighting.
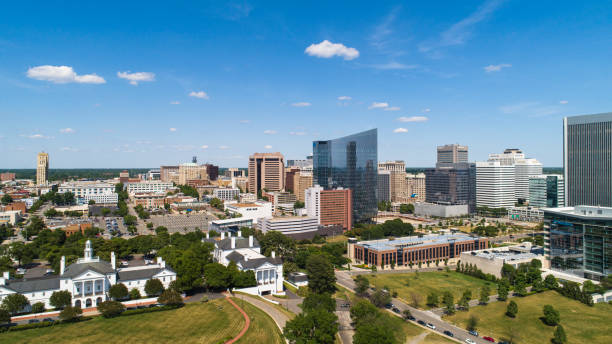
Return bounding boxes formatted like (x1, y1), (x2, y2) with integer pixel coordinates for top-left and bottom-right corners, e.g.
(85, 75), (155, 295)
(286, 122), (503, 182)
(2, 1), (612, 168)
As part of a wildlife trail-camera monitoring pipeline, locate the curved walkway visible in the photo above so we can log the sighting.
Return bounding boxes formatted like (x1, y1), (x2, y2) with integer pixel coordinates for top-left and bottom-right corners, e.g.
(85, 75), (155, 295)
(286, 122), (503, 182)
(224, 294), (251, 344)
(232, 293), (290, 331)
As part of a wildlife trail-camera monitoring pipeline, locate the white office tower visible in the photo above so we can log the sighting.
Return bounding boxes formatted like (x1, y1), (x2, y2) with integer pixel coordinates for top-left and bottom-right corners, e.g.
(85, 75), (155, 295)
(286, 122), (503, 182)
(487, 148), (525, 166)
(476, 161), (516, 208)
(514, 158), (543, 201)
(304, 185), (323, 223)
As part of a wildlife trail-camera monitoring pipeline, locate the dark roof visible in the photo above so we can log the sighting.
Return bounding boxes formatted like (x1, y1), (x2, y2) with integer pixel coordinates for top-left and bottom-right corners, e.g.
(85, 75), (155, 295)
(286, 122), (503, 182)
(216, 237), (260, 250)
(5, 275), (60, 293)
(117, 267), (170, 281)
(225, 251), (244, 263)
(62, 261), (115, 278)
(239, 257), (282, 269)
(288, 272), (308, 283)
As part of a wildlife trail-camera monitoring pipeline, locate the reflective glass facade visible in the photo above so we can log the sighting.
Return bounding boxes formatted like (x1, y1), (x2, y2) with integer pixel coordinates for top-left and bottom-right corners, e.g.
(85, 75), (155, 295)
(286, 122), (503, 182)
(313, 129), (377, 223)
(544, 206), (612, 280)
(424, 163), (476, 213)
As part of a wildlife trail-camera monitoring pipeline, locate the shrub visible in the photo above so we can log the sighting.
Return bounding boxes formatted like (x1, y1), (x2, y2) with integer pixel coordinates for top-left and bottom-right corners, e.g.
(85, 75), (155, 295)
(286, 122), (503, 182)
(506, 300), (518, 318)
(145, 278), (164, 296)
(129, 288), (141, 300)
(50, 290), (72, 309)
(157, 289), (183, 306)
(109, 283), (129, 300)
(97, 301), (125, 318)
(543, 305), (560, 326)
(31, 302), (45, 314)
(59, 306), (82, 322)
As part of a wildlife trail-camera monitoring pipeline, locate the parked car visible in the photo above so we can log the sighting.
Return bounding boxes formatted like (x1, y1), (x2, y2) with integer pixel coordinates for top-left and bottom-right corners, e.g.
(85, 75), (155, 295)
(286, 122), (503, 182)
(42, 318), (54, 322)
(426, 323), (436, 330)
(417, 320), (426, 325)
(465, 339), (475, 344)
(443, 330), (454, 337)
(392, 307), (401, 314)
(16, 268), (26, 275)
(483, 336), (495, 342)
(407, 315), (416, 321)
(469, 330), (479, 336)
(28, 319), (40, 324)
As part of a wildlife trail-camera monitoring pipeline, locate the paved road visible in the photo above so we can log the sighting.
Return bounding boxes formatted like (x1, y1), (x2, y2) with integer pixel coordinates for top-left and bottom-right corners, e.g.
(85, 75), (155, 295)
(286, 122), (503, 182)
(266, 290), (302, 315)
(335, 298), (354, 344)
(336, 270), (494, 344)
(232, 293), (290, 331)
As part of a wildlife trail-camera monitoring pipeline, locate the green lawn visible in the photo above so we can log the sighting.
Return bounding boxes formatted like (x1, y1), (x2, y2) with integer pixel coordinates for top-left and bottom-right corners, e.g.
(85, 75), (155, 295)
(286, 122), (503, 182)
(365, 271), (493, 309)
(445, 291), (612, 344)
(1, 298), (283, 344)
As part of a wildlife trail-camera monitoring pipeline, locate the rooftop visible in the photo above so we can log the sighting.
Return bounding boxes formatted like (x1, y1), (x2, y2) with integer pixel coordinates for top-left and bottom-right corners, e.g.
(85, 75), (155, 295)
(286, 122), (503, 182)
(357, 233), (482, 252)
(543, 205), (612, 219)
(469, 250), (538, 262)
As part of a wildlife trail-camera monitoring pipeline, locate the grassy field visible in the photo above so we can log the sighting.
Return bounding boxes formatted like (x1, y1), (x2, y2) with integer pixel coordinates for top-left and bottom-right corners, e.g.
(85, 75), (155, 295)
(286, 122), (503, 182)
(445, 291), (612, 344)
(365, 271), (493, 309)
(1, 298), (283, 344)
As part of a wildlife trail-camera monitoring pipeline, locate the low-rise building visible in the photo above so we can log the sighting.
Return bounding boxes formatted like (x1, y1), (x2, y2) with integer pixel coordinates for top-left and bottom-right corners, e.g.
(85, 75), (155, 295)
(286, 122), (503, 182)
(133, 193), (166, 209)
(58, 182), (118, 205)
(257, 216), (319, 236)
(2, 202), (27, 215)
(206, 232), (283, 295)
(213, 188), (240, 202)
(0, 172), (16, 182)
(209, 218), (254, 232)
(349, 233), (488, 269)
(225, 201), (273, 224)
(459, 242), (547, 278)
(507, 206), (544, 222)
(0, 211), (22, 225)
(125, 181), (173, 195)
(414, 202), (469, 218)
(0, 241), (176, 310)
(63, 223), (93, 237)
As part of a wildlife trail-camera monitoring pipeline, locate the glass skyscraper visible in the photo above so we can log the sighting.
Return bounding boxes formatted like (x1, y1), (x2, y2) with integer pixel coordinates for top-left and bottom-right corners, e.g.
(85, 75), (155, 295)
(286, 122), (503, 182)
(529, 174), (564, 208)
(425, 162), (476, 213)
(313, 129), (377, 223)
(544, 205), (612, 280)
(564, 113), (612, 207)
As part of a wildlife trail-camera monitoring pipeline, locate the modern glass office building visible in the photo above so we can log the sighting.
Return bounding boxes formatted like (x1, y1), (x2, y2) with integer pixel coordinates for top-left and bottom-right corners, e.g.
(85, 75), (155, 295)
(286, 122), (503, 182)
(529, 174), (564, 208)
(543, 206), (612, 280)
(564, 113), (612, 207)
(313, 129), (377, 223)
(425, 162), (476, 213)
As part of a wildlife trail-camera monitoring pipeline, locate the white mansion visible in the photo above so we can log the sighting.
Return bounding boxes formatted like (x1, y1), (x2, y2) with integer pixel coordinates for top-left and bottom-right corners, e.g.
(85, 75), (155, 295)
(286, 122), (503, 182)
(0, 240), (176, 310)
(206, 231), (284, 295)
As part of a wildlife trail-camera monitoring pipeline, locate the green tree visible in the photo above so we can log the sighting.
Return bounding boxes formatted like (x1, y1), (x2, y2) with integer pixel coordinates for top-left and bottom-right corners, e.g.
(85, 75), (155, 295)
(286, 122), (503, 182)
(31, 302), (45, 314)
(294, 200), (305, 209)
(443, 291), (455, 314)
(59, 306), (82, 322)
(50, 290), (72, 309)
(369, 289), (391, 308)
(354, 322), (395, 344)
(402, 309), (412, 320)
(498, 282), (509, 301)
(354, 275), (370, 297)
(552, 325), (567, 344)
(97, 300), (125, 318)
(466, 315), (479, 331)
(506, 300), (518, 318)
(203, 263), (231, 290)
(0, 309), (10, 324)
(129, 288), (141, 300)
(284, 309), (338, 344)
(306, 254), (336, 294)
(544, 274), (558, 290)
(543, 305), (560, 326)
(1, 293), (29, 314)
(1, 194), (13, 205)
(144, 278), (164, 296)
(157, 289), (184, 306)
(426, 291), (439, 307)
(399, 203), (414, 214)
(109, 283), (129, 300)
(479, 285), (490, 305)
(301, 293), (336, 313)
(350, 299), (379, 327)
(514, 281), (528, 297)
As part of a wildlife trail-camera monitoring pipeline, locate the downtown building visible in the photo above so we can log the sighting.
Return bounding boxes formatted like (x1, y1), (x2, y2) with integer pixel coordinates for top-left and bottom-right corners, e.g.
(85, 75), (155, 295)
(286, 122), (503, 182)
(313, 129), (377, 223)
(305, 185), (352, 231)
(564, 112), (612, 207)
(58, 182), (119, 205)
(248, 152), (285, 194)
(36, 152), (49, 186)
(378, 161), (408, 203)
(529, 175), (565, 208)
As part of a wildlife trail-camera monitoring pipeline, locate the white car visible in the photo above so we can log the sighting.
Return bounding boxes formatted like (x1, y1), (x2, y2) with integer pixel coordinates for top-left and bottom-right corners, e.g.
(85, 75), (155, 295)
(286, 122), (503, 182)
(426, 323), (436, 330)
(465, 339), (475, 344)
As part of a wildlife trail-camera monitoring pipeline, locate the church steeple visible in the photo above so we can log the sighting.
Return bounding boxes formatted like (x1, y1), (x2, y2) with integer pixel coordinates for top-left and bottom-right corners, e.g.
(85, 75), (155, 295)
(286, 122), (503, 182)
(84, 240), (93, 261)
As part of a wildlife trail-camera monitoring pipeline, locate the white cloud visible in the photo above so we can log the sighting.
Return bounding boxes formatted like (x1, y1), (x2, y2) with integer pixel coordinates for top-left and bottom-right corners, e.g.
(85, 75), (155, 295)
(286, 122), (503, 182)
(201, 145), (209, 149)
(60, 147), (78, 152)
(384, 106), (401, 111)
(219, 145), (230, 150)
(23, 133), (52, 139)
(423, 108), (431, 112)
(337, 96), (352, 101)
(170, 101), (180, 105)
(169, 128), (177, 132)
(240, 120), (250, 124)
(372, 62), (417, 70)
(59, 128), (75, 134)
(117, 71), (155, 85)
(290, 131), (306, 136)
(484, 63), (512, 72)
(368, 102), (389, 109)
(393, 128), (408, 133)
(189, 91), (209, 99)
(263, 130), (277, 135)
(305, 40), (359, 60)
(292, 102), (311, 107)
(559, 100), (569, 104)
(26, 65), (105, 84)
(398, 116), (428, 122)
(264, 145), (273, 149)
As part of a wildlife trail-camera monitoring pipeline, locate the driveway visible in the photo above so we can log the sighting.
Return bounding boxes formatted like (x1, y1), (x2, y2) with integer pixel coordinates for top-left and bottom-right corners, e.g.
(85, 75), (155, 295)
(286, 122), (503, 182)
(232, 293), (290, 331)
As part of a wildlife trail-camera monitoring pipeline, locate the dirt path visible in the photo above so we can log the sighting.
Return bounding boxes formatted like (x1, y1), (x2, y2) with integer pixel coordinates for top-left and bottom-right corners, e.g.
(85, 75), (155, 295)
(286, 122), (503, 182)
(224, 295), (251, 344)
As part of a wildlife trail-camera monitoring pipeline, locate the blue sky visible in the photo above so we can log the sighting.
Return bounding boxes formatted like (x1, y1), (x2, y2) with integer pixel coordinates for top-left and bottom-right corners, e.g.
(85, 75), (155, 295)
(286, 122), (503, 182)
(1, 1), (611, 168)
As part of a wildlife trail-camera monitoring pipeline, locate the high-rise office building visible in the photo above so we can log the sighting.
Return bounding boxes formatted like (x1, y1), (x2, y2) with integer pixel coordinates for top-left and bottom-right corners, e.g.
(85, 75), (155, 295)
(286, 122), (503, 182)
(488, 148), (525, 166)
(514, 159), (543, 201)
(160, 166), (179, 182)
(378, 161), (408, 202)
(248, 152), (285, 194)
(564, 112), (612, 207)
(529, 175), (564, 208)
(305, 185), (352, 231)
(313, 129), (377, 223)
(475, 161), (515, 208)
(544, 205), (612, 280)
(436, 144), (468, 168)
(293, 172), (313, 202)
(285, 167), (300, 194)
(406, 173), (426, 202)
(36, 152), (49, 185)
(377, 170), (391, 202)
(224, 168), (245, 178)
(204, 164), (219, 181)
(178, 163), (208, 185)
(425, 162), (476, 212)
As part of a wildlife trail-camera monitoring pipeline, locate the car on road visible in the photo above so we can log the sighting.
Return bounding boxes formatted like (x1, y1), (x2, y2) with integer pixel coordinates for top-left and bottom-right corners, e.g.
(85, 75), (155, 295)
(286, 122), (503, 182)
(483, 336), (495, 342)
(392, 307), (401, 314)
(443, 330), (453, 337)
(464, 339), (475, 344)
(407, 315), (416, 321)
(469, 330), (479, 336)
(28, 319), (40, 324)
(42, 318), (54, 322)
(417, 320), (425, 325)
(16, 268), (26, 275)
(426, 323), (436, 330)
